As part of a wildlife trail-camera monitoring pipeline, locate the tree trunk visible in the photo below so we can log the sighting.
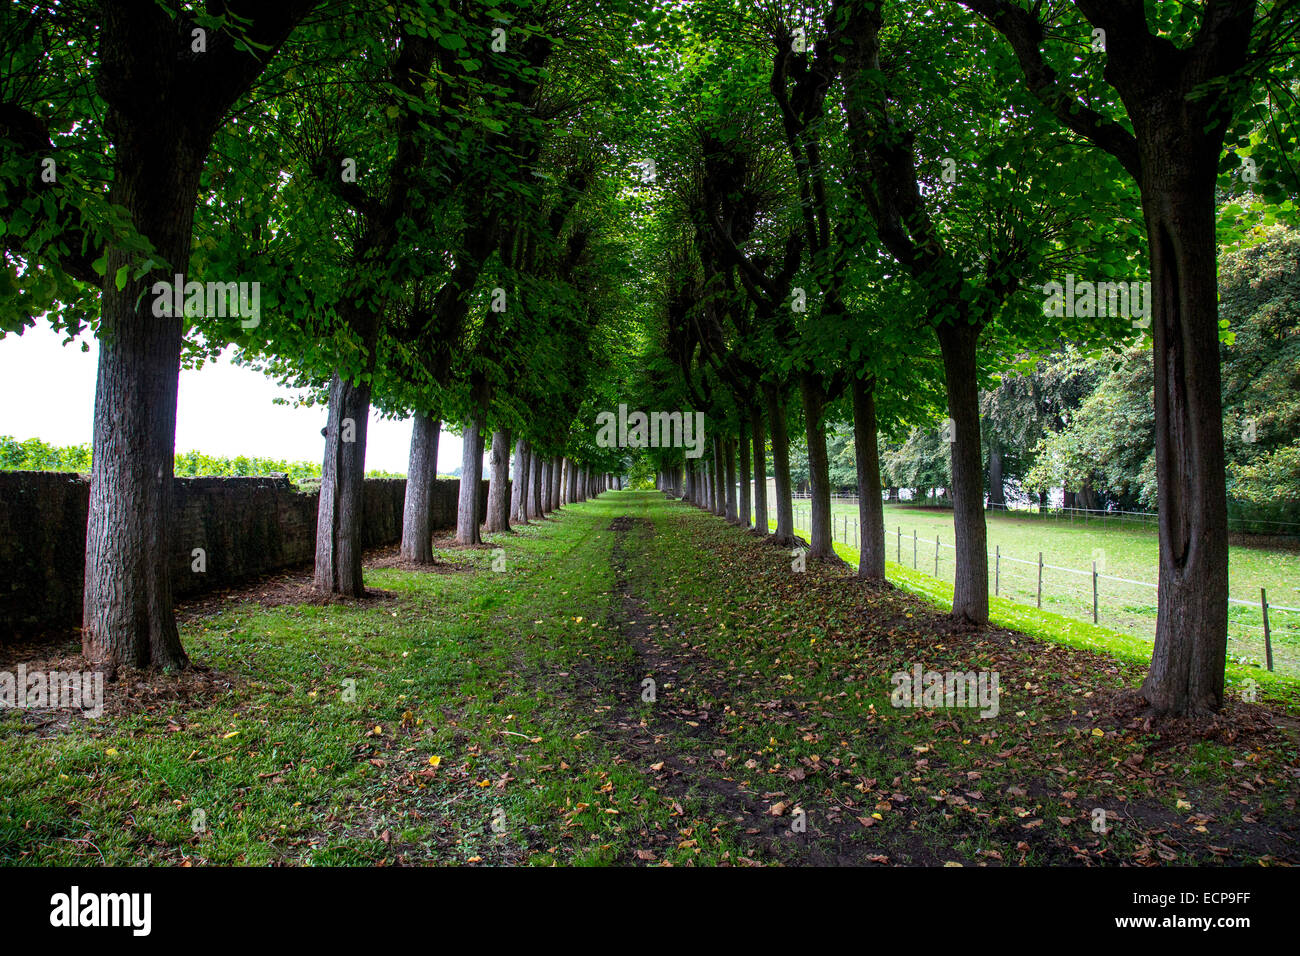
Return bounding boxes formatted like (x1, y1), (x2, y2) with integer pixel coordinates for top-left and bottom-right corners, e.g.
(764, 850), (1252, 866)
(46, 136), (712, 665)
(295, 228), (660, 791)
(540, 458), (552, 515)
(751, 405), (768, 536)
(512, 439), (529, 523)
(456, 416), (485, 545)
(1139, 174), (1229, 715)
(800, 374), (834, 559)
(82, 2), (309, 670)
(853, 377), (887, 580)
(987, 438), (1005, 508)
(314, 370), (373, 596)
(724, 437), (738, 522)
(82, 166), (200, 670)
(936, 321), (989, 624)
(739, 426), (752, 529)
(529, 451), (543, 517)
(550, 455), (562, 511)
(1077, 479), (1099, 513)
(400, 412), (441, 562)
(765, 383), (796, 545)
(486, 428), (512, 533)
(712, 439), (726, 516)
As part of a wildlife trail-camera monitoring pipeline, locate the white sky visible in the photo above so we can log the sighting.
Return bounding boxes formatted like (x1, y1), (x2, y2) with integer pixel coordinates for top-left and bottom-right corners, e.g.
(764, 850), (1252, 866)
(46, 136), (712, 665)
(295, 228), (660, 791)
(0, 323), (470, 475)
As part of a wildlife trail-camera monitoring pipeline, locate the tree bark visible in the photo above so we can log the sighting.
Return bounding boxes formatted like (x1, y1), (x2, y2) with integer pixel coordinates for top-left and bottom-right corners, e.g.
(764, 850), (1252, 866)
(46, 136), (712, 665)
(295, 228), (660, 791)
(540, 458), (552, 515)
(400, 412), (441, 562)
(512, 439), (529, 523)
(987, 438), (1005, 508)
(738, 427), (752, 529)
(314, 370), (374, 595)
(765, 383), (796, 545)
(81, 151), (201, 670)
(528, 450), (543, 517)
(456, 415), (485, 545)
(1140, 173), (1229, 715)
(550, 455), (562, 511)
(724, 437), (738, 522)
(751, 405), (768, 536)
(852, 377), (886, 580)
(937, 321), (989, 624)
(712, 439), (726, 516)
(800, 373), (835, 560)
(486, 427), (512, 533)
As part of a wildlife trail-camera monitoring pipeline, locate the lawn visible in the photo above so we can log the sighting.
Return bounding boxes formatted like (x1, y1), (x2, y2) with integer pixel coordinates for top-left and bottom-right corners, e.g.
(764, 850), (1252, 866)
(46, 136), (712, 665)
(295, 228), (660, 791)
(2, 490), (1297, 866)
(777, 499), (1300, 677)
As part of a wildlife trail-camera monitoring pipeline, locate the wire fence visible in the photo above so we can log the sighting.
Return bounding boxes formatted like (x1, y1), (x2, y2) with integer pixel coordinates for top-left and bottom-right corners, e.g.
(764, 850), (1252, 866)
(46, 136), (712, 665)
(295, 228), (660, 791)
(787, 504), (1300, 679)
(787, 492), (1300, 538)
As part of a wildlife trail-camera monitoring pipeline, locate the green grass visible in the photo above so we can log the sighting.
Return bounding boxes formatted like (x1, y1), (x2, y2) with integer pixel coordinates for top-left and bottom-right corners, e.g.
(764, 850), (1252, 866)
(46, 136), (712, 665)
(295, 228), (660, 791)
(0, 508), (655, 865)
(776, 499), (1300, 677)
(2, 491), (1296, 867)
(788, 521), (1300, 709)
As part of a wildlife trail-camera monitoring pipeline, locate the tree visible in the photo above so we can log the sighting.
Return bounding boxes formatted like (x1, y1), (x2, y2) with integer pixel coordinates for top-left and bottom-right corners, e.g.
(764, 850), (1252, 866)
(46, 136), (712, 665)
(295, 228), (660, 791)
(839, 0), (1147, 621)
(958, 0), (1300, 717)
(2, 0), (318, 671)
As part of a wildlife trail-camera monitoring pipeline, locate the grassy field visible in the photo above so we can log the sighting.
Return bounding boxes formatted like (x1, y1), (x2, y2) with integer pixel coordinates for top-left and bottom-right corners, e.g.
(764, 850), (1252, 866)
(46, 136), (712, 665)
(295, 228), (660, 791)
(779, 499), (1300, 677)
(2, 490), (1298, 866)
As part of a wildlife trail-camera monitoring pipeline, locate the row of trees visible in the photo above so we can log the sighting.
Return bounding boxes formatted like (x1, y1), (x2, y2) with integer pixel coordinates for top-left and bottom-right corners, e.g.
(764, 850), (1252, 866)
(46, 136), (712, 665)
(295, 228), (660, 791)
(633, 0), (1297, 717)
(1, 0), (646, 674)
(4, 0), (1296, 718)
(779, 221), (1299, 529)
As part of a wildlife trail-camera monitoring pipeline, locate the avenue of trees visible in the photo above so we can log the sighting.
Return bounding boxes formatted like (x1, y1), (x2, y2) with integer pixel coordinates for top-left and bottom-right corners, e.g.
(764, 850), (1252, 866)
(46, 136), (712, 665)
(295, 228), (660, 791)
(2, 0), (1297, 718)
(776, 226), (1299, 535)
(630, 0), (1297, 718)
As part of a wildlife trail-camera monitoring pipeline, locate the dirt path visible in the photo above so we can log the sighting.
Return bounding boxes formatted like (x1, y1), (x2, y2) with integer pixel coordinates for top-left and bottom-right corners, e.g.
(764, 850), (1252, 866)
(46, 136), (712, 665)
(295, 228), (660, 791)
(580, 504), (1300, 867)
(593, 514), (879, 865)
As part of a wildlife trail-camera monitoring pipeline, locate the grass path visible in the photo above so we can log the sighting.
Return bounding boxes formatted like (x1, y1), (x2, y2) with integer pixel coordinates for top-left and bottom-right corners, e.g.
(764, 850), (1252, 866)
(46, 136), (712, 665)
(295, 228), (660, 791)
(1, 490), (1297, 866)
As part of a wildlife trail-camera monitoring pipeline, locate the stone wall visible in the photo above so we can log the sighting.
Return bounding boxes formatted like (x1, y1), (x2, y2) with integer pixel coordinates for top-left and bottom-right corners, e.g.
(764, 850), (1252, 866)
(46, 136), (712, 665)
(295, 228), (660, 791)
(0, 472), (488, 639)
